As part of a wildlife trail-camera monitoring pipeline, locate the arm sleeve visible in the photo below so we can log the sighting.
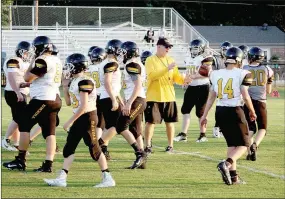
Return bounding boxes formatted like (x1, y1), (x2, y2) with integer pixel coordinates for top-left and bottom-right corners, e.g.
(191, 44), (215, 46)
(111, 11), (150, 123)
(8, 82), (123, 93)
(145, 57), (168, 81)
(173, 66), (184, 85)
(126, 62), (141, 81)
(78, 79), (94, 94)
(103, 62), (119, 73)
(30, 59), (47, 77)
(241, 71), (253, 86)
(6, 59), (20, 72)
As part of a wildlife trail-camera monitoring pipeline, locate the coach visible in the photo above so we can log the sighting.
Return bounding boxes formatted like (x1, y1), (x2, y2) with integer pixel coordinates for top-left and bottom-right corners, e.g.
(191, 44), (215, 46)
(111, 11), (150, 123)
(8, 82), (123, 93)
(144, 38), (191, 154)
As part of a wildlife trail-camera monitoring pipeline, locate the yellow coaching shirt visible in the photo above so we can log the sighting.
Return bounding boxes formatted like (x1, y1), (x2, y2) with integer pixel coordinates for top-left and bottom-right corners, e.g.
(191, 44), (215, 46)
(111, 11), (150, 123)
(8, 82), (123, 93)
(145, 55), (185, 102)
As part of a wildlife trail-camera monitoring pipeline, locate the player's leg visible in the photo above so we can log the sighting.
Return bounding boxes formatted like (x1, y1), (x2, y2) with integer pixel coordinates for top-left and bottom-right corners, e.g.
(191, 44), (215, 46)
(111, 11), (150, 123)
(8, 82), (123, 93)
(250, 101), (267, 161)
(195, 85), (209, 142)
(174, 86), (195, 142)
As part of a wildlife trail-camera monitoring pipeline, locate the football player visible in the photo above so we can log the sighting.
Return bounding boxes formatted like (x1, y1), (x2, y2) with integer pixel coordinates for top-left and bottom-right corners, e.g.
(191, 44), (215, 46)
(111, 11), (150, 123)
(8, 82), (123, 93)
(99, 41), (147, 169)
(174, 39), (212, 143)
(238, 45), (250, 67)
(243, 47), (274, 161)
(2, 41), (34, 151)
(211, 41), (233, 138)
(97, 39), (123, 160)
(140, 50), (152, 65)
(86, 47), (107, 139)
(44, 53), (115, 188)
(3, 36), (62, 172)
(200, 47), (256, 185)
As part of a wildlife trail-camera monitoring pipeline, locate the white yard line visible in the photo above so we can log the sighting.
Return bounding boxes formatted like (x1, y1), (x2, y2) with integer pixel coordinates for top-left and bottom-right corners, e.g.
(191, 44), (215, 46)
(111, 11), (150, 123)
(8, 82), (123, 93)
(153, 145), (285, 180)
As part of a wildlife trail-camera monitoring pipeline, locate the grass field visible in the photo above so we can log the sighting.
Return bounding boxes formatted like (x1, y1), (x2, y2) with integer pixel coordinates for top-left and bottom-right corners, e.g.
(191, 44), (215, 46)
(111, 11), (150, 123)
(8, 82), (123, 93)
(1, 87), (284, 198)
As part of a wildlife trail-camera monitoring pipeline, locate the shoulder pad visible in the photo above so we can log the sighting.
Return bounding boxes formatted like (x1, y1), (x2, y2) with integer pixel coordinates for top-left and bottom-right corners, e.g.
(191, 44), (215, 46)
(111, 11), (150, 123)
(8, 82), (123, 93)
(104, 62), (118, 73)
(78, 79), (94, 94)
(7, 59), (20, 68)
(242, 72), (253, 86)
(126, 62), (141, 74)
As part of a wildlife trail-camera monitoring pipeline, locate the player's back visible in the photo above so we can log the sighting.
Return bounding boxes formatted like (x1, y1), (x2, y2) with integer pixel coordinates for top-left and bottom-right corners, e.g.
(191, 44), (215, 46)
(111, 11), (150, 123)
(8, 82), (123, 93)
(99, 58), (122, 99)
(243, 64), (274, 101)
(210, 68), (250, 107)
(30, 55), (62, 100)
(3, 56), (30, 95)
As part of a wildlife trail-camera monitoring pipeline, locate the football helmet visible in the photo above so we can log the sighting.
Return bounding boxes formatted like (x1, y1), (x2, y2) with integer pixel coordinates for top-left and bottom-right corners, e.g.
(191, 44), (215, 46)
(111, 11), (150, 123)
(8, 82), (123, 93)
(15, 41), (34, 62)
(220, 41), (233, 57)
(120, 41), (139, 63)
(224, 47), (243, 65)
(238, 45), (249, 59)
(105, 39), (122, 56)
(140, 50), (152, 65)
(32, 36), (53, 57)
(189, 39), (206, 58)
(248, 47), (264, 63)
(90, 47), (107, 63)
(88, 46), (98, 58)
(51, 44), (59, 55)
(63, 53), (89, 79)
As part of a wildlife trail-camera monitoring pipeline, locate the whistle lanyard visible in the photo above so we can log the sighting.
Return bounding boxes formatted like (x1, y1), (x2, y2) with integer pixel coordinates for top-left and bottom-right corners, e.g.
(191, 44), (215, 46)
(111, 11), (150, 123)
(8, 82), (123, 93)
(156, 55), (171, 80)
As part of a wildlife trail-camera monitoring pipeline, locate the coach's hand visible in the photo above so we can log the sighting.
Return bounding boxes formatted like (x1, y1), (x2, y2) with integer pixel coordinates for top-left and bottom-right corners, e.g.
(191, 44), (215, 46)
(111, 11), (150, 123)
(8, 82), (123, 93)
(200, 115), (208, 128)
(122, 102), (131, 116)
(184, 74), (192, 85)
(111, 99), (119, 111)
(249, 111), (257, 121)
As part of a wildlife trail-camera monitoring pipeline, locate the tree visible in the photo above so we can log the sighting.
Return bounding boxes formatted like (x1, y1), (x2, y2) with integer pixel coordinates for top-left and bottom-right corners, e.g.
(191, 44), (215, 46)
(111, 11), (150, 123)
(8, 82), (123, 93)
(1, 0), (14, 27)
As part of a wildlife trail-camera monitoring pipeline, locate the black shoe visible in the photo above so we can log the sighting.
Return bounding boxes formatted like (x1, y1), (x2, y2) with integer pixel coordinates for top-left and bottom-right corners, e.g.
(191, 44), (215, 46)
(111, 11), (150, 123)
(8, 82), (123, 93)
(127, 151), (146, 169)
(3, 156), (26, 171)
(217, 161), (232, 185)
(144, 146), (152, 157)
(250, 143), (257, 161)
(33, 162), (52, 173)
(246, 154), (251, 160)
(101, 145), (111, 160)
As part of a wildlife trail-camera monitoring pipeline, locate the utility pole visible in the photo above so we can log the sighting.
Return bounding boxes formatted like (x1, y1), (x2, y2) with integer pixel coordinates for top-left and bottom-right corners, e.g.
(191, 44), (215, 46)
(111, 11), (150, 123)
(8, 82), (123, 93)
(34, 0), (38, 29)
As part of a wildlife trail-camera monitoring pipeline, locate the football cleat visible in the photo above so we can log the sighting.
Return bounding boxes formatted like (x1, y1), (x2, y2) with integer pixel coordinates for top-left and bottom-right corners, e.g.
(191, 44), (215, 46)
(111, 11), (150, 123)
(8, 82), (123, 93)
(2, 139), (18, 151)
(94, 172), (115, 188)
(217, 161), (232, 185)
(250, 143), (257, 161)
(165, 146), (173, 153)
(196, 134), (208, 142)
(212, 127), (221, 138)
(127, 151), (147, 169)
(173, 132), (187, 142)
(44, 170), (67, 187)
(3, 156), (26, 171)
(33, 161), (52, 173)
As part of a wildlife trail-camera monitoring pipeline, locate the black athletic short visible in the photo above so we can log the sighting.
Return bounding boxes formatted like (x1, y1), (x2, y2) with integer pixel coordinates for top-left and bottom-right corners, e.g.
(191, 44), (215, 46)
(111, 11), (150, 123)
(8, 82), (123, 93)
(244, 99), (267, 133)
(4, 90), (27, 124)
(215, 106), (250, 147)
(96, 95), (105, 129)
(144, 101), (178, 124)
(100, 97), (121, 129)
(181, 84), (209, 117)
(18, 95), (62, 139)
(116, 97), (146, 137)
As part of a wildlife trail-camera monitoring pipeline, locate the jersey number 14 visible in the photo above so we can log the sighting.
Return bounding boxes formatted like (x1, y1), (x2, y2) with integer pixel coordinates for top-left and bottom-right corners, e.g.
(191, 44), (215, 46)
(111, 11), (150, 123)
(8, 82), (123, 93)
(217, 78), (234, 99)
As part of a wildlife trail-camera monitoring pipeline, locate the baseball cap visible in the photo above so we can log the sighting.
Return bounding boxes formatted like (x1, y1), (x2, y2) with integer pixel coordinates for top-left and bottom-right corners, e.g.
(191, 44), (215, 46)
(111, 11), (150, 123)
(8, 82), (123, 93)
(157, 38), (173, 48)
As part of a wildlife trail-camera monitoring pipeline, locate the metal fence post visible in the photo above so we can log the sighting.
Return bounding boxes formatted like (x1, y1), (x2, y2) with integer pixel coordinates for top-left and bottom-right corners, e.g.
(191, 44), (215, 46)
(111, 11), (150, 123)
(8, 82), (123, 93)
(32, 6), (35, 29)
(99, 7), (101, 28)
(131, 8), (133, 28)
(170, 9), (173, 32)
(9, 4), (12, 30)
(175, 14), (176, 35)
(163, 8), (165, 28)
(66, 7), (68, 29)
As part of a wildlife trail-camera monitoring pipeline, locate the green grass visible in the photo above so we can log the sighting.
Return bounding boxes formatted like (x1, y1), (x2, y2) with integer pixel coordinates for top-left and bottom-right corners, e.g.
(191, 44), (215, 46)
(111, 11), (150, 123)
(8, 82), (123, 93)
(1, 87), (285, 198)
